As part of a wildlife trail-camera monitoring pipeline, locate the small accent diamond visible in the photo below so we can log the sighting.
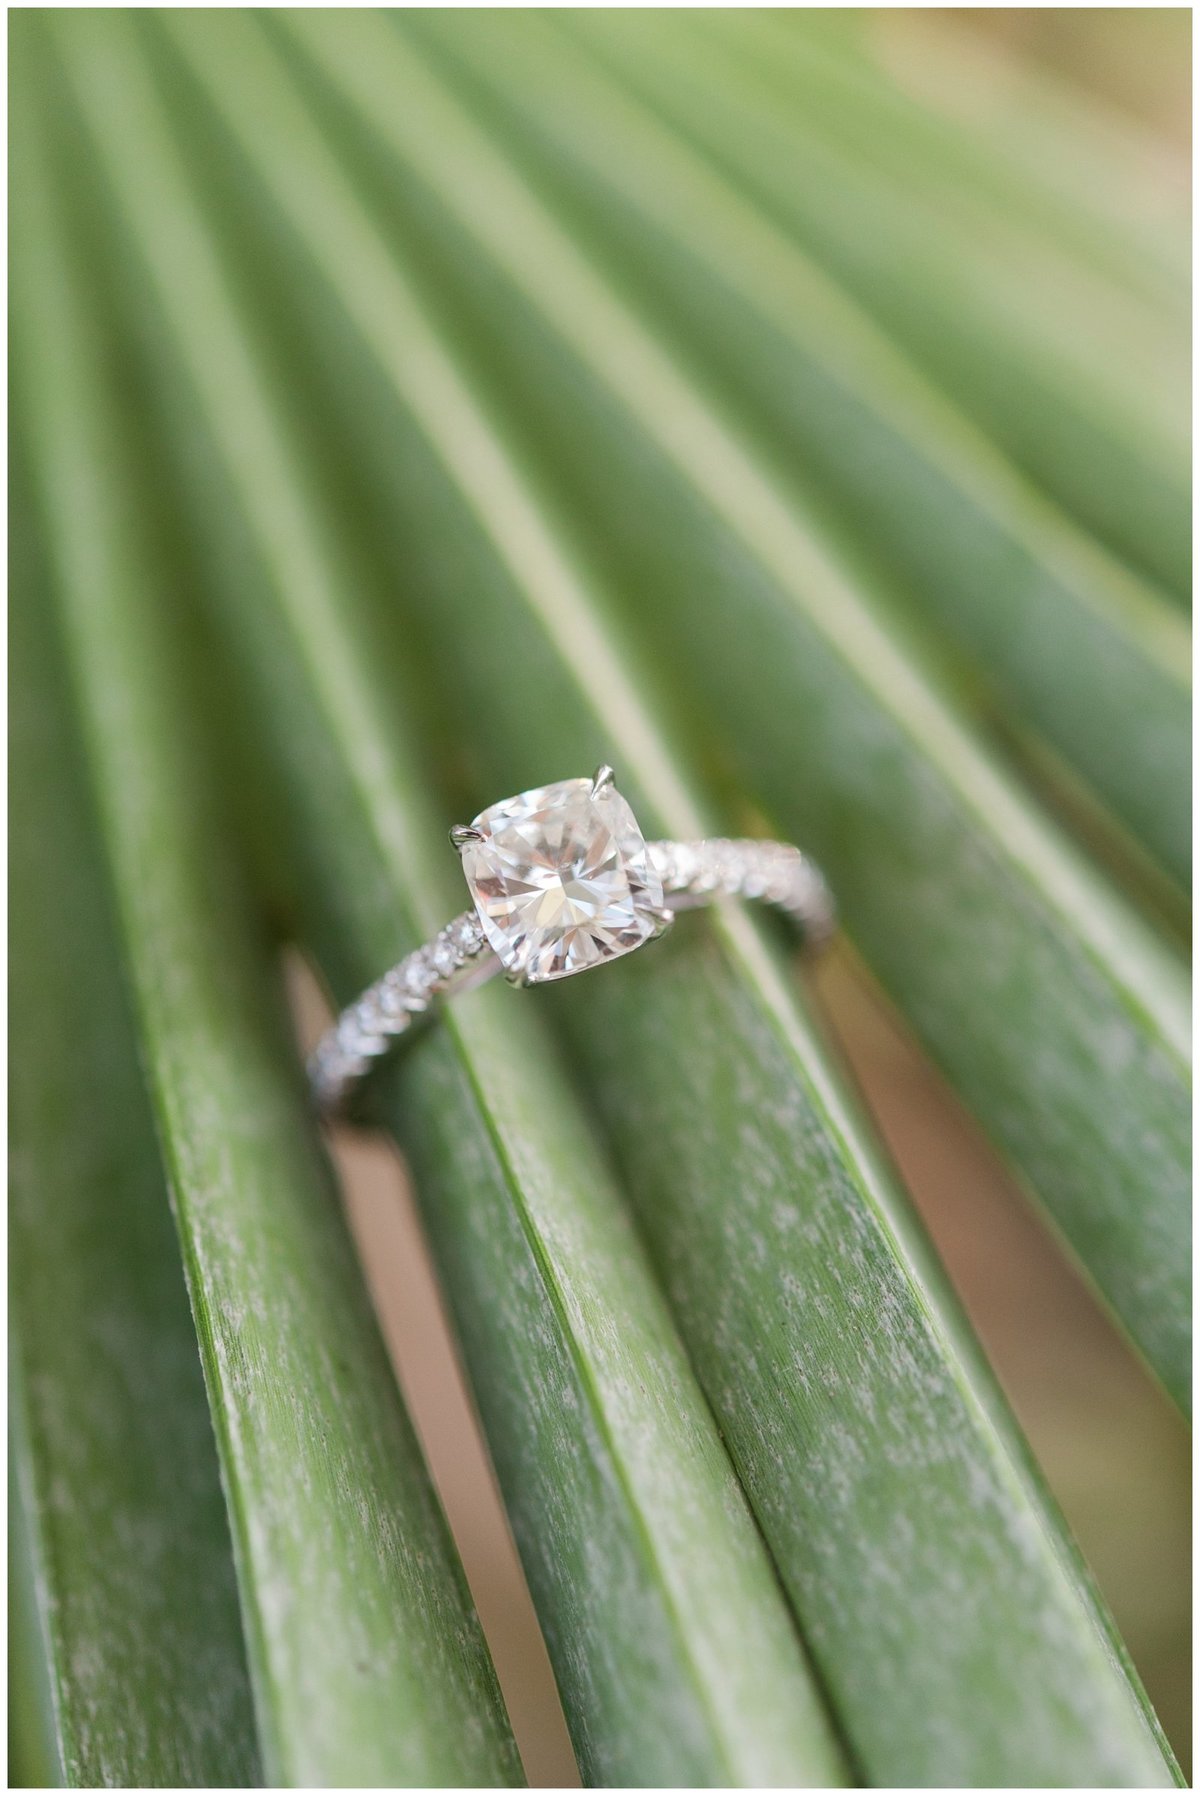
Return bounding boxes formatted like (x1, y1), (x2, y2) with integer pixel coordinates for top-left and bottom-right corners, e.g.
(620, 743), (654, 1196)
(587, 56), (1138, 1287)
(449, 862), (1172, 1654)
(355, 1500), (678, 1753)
(449, 912), (484, 953)
(431, 937), (460, 979)
(405, 955), (439, 995)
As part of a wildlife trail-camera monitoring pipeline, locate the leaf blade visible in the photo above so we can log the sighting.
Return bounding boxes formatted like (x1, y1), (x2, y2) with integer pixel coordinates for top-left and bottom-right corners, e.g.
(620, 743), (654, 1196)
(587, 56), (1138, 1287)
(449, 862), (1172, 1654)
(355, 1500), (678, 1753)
(11, 46), (523, 1789)
(9, 187), (260, 1796)
(9, 559), (262, 1785)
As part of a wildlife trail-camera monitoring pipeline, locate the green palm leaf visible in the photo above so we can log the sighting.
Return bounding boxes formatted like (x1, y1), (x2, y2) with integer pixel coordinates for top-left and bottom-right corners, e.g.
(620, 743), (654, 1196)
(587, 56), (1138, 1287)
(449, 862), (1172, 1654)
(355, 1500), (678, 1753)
(40, 8), (1184, 1784)
(11, 61), (521, 1788)
(10, 473), (259, 1789)
(10, 7), (1188, 1787)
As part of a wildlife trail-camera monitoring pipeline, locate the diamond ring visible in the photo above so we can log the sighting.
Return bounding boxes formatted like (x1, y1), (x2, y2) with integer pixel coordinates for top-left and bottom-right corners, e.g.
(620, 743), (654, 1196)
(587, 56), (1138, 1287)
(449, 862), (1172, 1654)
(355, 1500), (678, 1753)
(309, 767), (835, 1112)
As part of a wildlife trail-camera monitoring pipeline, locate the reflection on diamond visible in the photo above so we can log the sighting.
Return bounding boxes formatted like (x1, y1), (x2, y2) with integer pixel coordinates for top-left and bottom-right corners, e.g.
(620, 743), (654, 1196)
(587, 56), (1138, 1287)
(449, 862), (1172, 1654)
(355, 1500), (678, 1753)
(460, 776), (664, 983)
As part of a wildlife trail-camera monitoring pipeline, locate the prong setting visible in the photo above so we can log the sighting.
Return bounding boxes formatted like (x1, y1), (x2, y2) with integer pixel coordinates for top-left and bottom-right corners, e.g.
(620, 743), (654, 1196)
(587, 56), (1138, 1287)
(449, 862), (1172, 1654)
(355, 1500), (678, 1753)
(459, 774), (663, 984)
(649, 906), (675, 939)
(449, 823), (483, 851)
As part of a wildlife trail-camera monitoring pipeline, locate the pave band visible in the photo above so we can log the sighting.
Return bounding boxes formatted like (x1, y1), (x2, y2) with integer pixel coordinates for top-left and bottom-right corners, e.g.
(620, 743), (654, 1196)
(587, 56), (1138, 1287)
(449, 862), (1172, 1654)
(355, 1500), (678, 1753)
(310, 835), (834, 1113)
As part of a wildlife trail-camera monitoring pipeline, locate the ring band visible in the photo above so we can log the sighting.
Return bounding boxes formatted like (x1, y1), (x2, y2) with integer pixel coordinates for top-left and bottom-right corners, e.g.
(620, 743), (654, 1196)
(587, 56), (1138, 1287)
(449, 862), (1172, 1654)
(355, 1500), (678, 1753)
(309, 768), (834, 1113)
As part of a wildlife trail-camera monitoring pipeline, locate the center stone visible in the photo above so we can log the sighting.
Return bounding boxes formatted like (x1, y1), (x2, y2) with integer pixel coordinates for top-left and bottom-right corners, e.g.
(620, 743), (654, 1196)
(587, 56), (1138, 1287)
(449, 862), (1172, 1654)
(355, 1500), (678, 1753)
(460, 776), (664, 983)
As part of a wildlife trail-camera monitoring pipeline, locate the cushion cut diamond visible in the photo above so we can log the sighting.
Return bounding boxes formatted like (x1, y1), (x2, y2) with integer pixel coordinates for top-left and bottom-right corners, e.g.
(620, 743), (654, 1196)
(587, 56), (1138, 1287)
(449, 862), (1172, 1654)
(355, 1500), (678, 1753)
(460, 776), (665, 983)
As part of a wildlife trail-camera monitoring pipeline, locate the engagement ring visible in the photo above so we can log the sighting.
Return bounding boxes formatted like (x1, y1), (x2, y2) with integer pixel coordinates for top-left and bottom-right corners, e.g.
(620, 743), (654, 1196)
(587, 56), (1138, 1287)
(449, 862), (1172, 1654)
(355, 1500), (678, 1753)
(309, 767), (834, 1112)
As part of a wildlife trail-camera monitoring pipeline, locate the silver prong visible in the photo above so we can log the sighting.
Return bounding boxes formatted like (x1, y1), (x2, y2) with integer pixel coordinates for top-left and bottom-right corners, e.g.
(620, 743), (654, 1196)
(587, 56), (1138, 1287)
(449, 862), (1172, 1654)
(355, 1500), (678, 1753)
(649, 906), (675, 939)
(504, 962), (533, 989)
(449, 824), (483, 851)
(590, 763), (615, 798)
